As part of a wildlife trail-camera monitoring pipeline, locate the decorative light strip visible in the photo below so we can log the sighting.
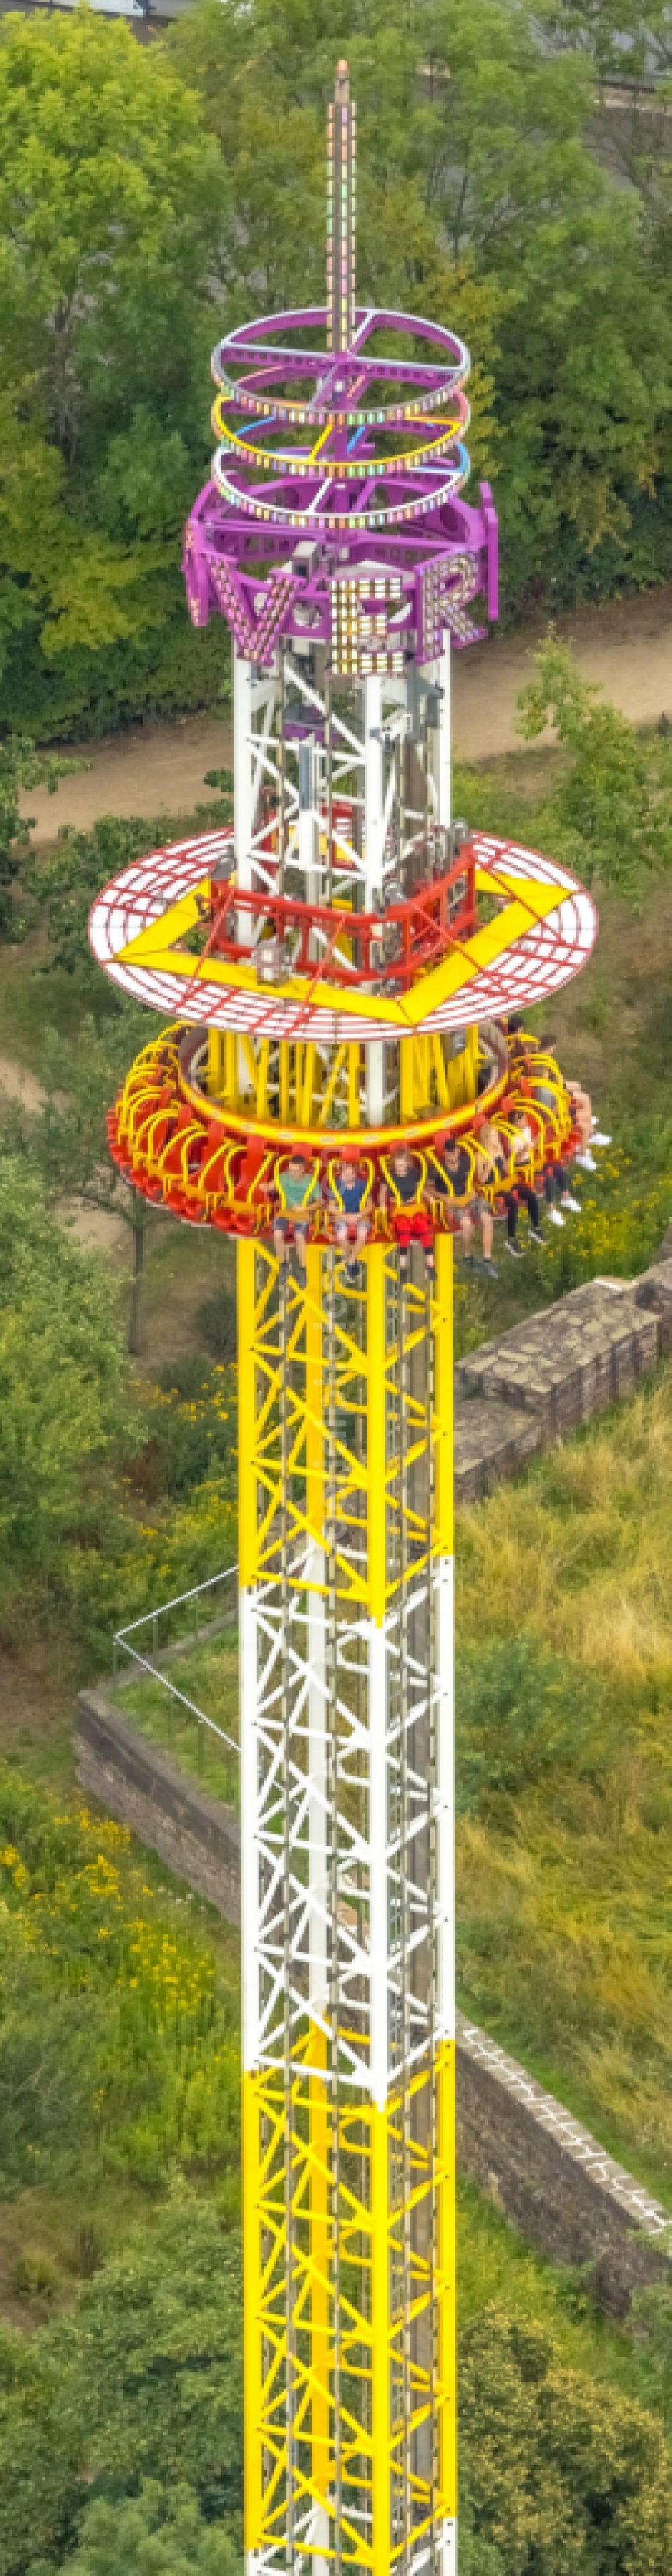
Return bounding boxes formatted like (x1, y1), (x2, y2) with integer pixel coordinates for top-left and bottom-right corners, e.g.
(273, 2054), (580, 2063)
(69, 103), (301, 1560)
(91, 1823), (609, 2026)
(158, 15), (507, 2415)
(210, 391), (468, 481)
(212, 454), (470, 532)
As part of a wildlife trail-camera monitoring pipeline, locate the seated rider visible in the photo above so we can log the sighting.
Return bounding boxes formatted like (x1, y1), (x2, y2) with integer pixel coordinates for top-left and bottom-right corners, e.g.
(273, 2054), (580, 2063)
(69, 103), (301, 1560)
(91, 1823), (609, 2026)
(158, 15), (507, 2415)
(429, 1129), (501, 1276)
(519, 1034), (581, 1223)
(465, 1121), (505, 1275)
(274, 1151), (319, 1273)
(327, 1150), (372, 1282)
(499, 1112), (545, 1258)
(506, 1020), (609, 1175)
(427, 1135), (473, 1251)
(380, 1145), (435, 1278)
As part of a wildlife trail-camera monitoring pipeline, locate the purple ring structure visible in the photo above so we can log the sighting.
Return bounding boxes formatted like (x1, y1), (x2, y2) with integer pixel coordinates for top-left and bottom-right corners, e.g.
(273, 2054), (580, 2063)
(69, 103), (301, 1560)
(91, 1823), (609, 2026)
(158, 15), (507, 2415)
(183, 302), (498, 671)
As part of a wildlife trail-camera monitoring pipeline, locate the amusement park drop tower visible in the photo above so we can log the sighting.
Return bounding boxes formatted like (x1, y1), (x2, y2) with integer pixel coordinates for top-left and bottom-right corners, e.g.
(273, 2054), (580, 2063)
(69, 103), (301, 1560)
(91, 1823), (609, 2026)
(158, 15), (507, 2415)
(91, 62), (597, 2576)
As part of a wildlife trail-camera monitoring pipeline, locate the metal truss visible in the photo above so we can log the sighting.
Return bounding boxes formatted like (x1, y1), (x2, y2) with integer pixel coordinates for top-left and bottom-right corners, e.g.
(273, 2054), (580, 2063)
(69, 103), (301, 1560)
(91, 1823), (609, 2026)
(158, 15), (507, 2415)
(239, 1237), (456, 2576)
(233, 644), (451, 919)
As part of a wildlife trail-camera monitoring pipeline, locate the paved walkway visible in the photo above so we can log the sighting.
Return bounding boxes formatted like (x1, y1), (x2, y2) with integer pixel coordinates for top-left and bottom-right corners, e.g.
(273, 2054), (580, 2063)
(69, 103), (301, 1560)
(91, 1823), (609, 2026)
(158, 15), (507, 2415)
(20, 583), (672, 848)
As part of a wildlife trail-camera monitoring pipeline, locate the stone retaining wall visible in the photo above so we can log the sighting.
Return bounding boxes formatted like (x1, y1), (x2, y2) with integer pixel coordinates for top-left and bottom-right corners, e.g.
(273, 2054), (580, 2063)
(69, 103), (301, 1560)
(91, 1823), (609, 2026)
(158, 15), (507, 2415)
(456, 2016), (671, 2317)
(76, 1690), (241, 1923)
(454, 1261), (671, 1501)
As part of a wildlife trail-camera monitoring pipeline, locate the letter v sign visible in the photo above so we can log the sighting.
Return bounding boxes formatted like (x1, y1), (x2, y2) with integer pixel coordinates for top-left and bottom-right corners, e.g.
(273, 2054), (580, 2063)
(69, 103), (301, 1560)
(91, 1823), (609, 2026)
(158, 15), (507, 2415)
(211, 562), (297, 666)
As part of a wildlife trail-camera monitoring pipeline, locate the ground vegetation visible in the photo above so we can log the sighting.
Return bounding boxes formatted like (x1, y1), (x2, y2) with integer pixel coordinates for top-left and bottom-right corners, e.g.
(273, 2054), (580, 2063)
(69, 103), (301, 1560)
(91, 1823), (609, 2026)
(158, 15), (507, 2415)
(0, 1773), (671, 2576)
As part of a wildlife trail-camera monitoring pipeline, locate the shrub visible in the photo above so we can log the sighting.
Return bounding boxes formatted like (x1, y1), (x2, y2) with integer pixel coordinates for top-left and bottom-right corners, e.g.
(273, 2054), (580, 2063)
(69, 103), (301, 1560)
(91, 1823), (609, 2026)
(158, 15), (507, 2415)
(455, 1635), (608, 1814)
(460, 2307), (672, 2573)
(57, 2483), (242, 2576)
(193, 1291), (237, 1364)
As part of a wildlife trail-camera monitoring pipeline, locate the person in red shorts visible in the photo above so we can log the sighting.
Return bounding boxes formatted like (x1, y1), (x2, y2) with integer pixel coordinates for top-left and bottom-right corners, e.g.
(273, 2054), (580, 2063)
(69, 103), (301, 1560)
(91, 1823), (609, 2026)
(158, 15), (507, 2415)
(380, 1145), (435, 1278)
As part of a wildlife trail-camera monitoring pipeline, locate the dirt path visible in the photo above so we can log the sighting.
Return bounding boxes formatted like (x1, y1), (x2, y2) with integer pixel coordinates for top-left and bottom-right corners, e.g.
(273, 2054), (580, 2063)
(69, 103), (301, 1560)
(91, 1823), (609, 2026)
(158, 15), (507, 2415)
(0, 1051), (44, 1113)
(20, 585), (672, 849)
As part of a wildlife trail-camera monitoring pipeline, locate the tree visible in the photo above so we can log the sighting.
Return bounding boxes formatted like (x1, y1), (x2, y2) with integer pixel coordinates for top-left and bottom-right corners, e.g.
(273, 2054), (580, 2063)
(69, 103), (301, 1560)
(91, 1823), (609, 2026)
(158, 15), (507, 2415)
(460, 2307), (672, 2573)
(1, 0), (671, 734)
(0, 11), (228, 715)
(30, 1010), (163, 1356)
(0, 1159), (140, 1618)
(516, 632), (672, 895)
(0, 735), (82, 936)
(34, 815), (167, 1008)
(64, 2194), (244, 2521)
(53, 2484), (242, 2576)
(171, 0), (672, 614)
(541, 1), (672, 271)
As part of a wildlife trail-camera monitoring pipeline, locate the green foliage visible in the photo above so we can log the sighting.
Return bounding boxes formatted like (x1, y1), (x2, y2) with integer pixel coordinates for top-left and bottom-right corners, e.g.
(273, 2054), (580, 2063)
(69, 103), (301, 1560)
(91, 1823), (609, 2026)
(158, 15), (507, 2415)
(0, 1159), (138, 1609)
(65, 2197), (243, 2518)
(630, 2284), (672, 2426)
(460, 2307), (672, 2572)
(544, 3), (672, 281)
(0, 1777), (241, 2207)
(0, 738), (82, 936)
(456, 1371), (672, 2193)
(455, 1634), (606, 1812)
(0, 1149), (238, 1653)
(517, 635), (672, 895)
(0, 10), (226, 731)
(33, 816), (171, 997)
(57, 2485), (242, 2576)
(193, 1290), (237, 1364)
(171, 0), (672, 623)
(0, 2192), (243, 2576)
(151, 1362), (237, 1501)
(1, 2153), (671, 2576)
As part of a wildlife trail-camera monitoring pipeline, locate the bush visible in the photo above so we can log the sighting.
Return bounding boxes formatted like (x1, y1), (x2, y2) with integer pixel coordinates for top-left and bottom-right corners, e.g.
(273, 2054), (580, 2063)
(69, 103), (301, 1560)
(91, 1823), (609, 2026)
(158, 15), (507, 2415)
(0, 2192), (243, 2576)
(0, 1780), (241, 2205)
(460, 2308), (672, 2573)
(455, 1635), (608, 1814)
(140, 1364), (237, 1503)
(57, 2484), (242, 2576)
(193, 1292), (237, 1364)
(0, 1158), (142, 1626)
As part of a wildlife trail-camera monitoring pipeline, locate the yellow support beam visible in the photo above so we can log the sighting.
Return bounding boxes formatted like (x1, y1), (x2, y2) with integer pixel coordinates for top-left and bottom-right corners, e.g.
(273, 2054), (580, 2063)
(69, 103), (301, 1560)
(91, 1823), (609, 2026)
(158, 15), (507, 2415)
(371, 2103), (391, 2575)
(237, 1239), (258, 1591)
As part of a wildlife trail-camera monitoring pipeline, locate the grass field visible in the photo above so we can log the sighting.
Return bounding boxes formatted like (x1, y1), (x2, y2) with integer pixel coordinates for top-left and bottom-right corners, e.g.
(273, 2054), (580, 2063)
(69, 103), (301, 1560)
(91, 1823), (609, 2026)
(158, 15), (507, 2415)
(456, 1367), (672, 2207)
(119, 1632), (239, 1807)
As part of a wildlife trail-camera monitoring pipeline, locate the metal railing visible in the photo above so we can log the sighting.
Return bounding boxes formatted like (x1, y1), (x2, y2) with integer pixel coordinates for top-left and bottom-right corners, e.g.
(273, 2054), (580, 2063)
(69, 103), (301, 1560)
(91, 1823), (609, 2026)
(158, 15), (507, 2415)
(113, 1566), (240, 1808)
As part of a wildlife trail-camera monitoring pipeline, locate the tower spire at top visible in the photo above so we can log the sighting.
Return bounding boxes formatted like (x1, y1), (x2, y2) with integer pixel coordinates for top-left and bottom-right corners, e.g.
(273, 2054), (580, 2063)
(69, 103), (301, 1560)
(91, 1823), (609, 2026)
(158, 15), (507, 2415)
(327, 58), (356, 353)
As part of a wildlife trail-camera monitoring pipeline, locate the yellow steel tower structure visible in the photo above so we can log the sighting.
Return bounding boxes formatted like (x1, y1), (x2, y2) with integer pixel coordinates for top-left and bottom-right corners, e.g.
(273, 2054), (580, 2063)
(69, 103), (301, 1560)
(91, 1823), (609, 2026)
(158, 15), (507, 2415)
(237, 1225), (456, 2572)
(91, 58), (597, 2576)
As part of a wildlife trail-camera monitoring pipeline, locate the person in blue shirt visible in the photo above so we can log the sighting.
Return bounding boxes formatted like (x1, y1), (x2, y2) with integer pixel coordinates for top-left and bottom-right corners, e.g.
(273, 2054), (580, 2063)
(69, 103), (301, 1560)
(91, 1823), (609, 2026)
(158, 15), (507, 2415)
(327, 1151), (372, 1281)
